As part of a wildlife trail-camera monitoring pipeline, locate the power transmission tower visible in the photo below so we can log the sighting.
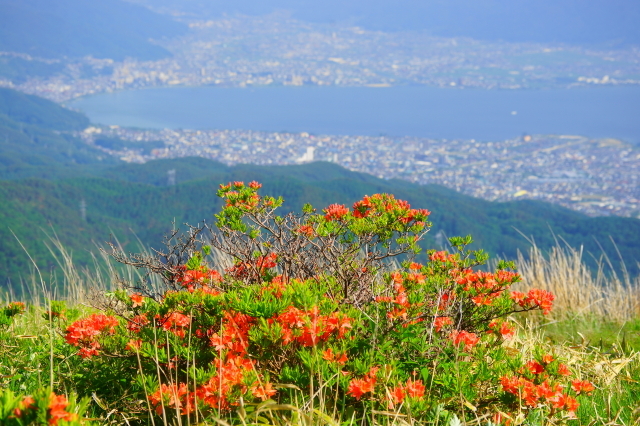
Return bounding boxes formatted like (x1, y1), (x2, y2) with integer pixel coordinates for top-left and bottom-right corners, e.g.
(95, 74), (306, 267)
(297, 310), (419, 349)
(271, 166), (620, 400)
(80, 199), (87, 222)
(167, 169), (176, 186)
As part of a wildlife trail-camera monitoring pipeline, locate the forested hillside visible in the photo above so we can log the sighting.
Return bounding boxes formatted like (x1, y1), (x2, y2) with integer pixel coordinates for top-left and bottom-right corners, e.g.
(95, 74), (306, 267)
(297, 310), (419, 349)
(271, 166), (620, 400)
(3, 158), (640, 288)
(1, 88), (639, 288)
(0, 88), (117, 180)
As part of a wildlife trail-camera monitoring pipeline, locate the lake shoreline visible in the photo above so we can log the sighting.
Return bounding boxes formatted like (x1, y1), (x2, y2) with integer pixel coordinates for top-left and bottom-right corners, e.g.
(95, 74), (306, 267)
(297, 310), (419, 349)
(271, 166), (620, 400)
(69, 85), (640, 144)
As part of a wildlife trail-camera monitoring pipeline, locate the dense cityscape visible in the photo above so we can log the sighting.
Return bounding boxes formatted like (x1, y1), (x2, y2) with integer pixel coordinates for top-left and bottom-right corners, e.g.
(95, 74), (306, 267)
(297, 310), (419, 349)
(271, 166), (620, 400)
(79, 125), (640, 218)
(2, 14), (640, 102)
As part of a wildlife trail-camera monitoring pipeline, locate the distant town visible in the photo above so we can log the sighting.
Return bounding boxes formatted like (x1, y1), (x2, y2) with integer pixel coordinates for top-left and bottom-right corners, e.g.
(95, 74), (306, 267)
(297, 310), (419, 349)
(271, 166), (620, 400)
(2, 14), (640, 102)
(3, 13), (639, 219)
(78, 125), (640, 219)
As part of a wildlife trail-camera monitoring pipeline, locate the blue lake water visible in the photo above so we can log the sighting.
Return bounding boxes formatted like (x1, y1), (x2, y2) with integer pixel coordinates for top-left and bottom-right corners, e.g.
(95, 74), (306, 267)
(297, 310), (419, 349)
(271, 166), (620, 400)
(68, 85), (640, 143)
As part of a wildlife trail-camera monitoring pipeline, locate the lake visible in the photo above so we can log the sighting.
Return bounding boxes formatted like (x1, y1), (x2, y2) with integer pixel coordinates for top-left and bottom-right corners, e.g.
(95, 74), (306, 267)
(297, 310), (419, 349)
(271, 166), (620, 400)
(68, 85), (640, 143)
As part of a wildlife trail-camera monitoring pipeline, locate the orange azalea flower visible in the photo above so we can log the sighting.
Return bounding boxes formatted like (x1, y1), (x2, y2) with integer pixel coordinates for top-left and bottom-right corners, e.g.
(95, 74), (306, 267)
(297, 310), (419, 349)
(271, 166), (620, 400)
(48, 393), (78, 425)
(565, 395), (579, 414)
(525, 360), (545, 375)
(157, 312), (191, 338)
(557, 363), (571, 376)
(248, 181), (262, 189)
(347, 376), (376, 400)
(130, 293), (144, 308)
(434, 316), (453, 332)
(125, 339), (142, 351)
(536, 380), (558, 400)
(65, 313), (118, 358)
(498, 322), (516, 339)
(251, 382), (277, 400)
(389, 385), (405, 407)
(322, 348), (349, 365)
(525, 289), (555, 314)
(148, 383), (190, 415)
(404, 379), (425, 399)
(13, 396), (35, 418)
(324, 203), (349, 221)
(296, 224), (315, 237)
(450, 330), (480, 351)
(510, 291), (526, 304)
(572, 380), (595, 395)
(429, 251), (450, 262)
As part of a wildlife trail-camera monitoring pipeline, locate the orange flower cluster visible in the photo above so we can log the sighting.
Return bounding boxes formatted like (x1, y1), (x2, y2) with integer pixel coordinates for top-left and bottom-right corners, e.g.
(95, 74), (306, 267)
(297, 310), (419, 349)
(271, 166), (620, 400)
(218, 182), (263, 210)
(351, 194), (430, 225)
(296, 224), (315, 237)
(376, 274), (428, 326)
(227, 253), (277, 280)
(488, 319), (516, 340)
(572, 380), (595, 395)
(429, 250), (458, 263)
(149, 310), (275, 415)
(173, 265), (223, 295)
(207, 311), (254, 355)
(65, 313), (118, 358)
(12, 396), (35, 418)
(148, 383), (191, 415)
(388, 378), (426, 408)
(376, 281), (412, 321)
(449, 329), (480, 351)
(130, 293), (144, 308)
(347, 367), (379, 400)
(500, 355), (587, 418)
(13, 393), (78, 425)
(5, 301), (26, 317)
(271, 306), (353, 347)
(48, 393), (79, 425)
(454, 269), (520, 307)
(156, 312), (191, 338)
(500, 375), (579, 415)
(323, 203), (349, 221)
(433, 316), (453, 332)
(259, 275), (290, 298)
(322, 348), (348, 365)
(510, 289), (555, 315)
(127, 313), (150, 333)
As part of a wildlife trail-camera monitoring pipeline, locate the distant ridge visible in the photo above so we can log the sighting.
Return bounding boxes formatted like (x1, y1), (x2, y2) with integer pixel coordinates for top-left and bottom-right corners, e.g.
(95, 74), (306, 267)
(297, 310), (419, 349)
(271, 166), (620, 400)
(0, 0), (186, 60)
(130, 0), (640, 46)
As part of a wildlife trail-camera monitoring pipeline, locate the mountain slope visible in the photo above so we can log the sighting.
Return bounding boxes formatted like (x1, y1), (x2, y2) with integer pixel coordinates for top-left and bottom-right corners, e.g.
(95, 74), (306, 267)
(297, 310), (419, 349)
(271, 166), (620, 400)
(0, 0), (186, 60)
(0, 88), (119, 180)
(131, 0), (640, 46)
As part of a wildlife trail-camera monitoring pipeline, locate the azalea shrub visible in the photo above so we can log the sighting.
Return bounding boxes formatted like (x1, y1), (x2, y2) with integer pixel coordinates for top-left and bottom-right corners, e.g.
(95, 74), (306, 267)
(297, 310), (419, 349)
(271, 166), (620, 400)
(50, 182), (594, 424)
(0, 388), (92, 426)
(0, 302), (26, 328)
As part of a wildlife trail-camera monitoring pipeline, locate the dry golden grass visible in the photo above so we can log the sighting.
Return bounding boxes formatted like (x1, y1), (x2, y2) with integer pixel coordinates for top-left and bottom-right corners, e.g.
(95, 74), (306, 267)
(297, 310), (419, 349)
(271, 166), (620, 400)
(514, 243), (640, 323)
